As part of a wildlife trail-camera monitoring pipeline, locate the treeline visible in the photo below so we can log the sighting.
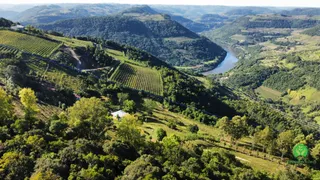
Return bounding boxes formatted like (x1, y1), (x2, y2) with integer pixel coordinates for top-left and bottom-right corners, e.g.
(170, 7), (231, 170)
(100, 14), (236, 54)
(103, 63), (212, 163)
(263, 71), (305, 92)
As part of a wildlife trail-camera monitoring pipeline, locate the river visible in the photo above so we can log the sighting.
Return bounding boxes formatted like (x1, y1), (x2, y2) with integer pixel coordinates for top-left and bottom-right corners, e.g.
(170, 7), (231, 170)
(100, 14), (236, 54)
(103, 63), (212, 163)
(202, 51), (239, 75)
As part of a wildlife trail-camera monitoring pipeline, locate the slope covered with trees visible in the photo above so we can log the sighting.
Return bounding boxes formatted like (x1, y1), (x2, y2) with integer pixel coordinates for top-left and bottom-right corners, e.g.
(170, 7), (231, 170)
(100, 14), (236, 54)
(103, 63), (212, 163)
(38, 6), (227, 67)
(0, 18), (14, 27)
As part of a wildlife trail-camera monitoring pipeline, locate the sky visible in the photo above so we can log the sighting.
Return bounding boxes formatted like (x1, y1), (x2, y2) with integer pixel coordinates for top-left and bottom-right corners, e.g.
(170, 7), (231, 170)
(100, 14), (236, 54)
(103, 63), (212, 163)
(0, 0), (320, 7)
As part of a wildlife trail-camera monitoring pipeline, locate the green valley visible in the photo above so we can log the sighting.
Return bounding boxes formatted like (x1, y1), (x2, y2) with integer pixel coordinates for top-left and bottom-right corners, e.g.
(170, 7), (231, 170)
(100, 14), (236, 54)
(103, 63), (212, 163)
(0, 3), (320, 180)
(37, 6), (227, 68)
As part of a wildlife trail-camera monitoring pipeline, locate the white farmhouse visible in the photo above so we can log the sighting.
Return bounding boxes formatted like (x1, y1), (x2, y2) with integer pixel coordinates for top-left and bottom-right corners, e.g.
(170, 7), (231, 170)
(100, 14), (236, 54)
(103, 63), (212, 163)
(11, 25), (24, 31)
(111, 110), (128, 120)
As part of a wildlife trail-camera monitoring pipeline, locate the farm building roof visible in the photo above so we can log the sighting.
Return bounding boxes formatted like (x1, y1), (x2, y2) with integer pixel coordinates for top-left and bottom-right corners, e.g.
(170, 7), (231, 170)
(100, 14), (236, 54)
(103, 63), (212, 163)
(111, 110), (128, 119)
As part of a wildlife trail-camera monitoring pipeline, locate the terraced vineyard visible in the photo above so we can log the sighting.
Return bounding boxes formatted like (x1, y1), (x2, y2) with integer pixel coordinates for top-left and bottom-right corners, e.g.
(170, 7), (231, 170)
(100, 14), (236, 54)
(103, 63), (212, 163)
(110, 63), (163, 96)
(0, 30), (61, 57)
(0, 45), (19, 55)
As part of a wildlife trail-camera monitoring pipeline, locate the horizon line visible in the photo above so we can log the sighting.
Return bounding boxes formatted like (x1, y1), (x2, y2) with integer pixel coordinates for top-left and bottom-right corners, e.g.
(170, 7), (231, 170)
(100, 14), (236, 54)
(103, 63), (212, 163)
(0, 2), (320, 8)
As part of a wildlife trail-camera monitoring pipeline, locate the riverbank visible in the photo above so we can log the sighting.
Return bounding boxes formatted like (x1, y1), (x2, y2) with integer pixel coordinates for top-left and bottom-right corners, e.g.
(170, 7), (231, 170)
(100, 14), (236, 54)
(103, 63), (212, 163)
(175, 50), (227, 74)
(202, 51), (239, 75)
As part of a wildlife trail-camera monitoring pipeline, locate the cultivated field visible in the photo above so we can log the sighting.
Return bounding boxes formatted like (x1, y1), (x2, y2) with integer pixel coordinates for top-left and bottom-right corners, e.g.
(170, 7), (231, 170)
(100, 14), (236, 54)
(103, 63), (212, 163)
(48, 35), (94, 47)
(110, 63), (163, 96)
(0, 45), (20, 58)
(0, 30), (61, 57)
(0, 45), (19, 54)
(255, 86), (281, 100)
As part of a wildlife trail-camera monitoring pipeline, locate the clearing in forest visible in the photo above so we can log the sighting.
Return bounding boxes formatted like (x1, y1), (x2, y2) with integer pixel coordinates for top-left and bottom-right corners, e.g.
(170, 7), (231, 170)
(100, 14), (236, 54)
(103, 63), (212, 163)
(255, 86), (281, 100)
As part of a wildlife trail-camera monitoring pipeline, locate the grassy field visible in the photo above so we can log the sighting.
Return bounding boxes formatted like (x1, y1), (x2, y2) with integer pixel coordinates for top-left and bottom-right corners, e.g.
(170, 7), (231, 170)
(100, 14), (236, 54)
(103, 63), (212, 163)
(283, 86), (320, 105)
(48, 35), (94, 48)
(106, 49), (128, 61)
(0, 30), (61, 57)
(110, 63), (163, 96)
(255, 86), (282, 100)
(106, 48), (149, 67)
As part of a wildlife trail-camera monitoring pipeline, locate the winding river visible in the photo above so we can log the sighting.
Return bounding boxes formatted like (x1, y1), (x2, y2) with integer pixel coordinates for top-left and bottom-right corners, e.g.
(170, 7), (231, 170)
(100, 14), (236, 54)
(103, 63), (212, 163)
(202, 51), (239, 75)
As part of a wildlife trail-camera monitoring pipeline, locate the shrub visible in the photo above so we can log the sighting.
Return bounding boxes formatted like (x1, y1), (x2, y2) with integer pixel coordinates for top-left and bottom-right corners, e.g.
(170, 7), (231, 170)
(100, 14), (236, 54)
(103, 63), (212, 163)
(156, 128), (167, 141)
(188, 124), (199, 133)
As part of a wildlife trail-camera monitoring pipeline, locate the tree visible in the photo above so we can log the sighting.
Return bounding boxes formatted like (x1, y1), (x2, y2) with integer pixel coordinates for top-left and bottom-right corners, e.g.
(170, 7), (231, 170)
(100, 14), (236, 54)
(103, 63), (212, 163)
(116, 115), (144, 149)
(143, 99), (157, 116)
(26, 135), (46, 155)
(229, 116), (248, 146)
(311, 143), (320, 162)
(122, 155), (161, 180)
(215, 116), (229, 142)
(162, 135), (183, 163)
(255, 126), (273, 153)
(123, 100), (136, 113)
(67, 97), (111, 139)
(276, 130), (294, 160)
(188, 124), (199, 133)
(0, 151), (33, 180)
(217, 116), (248, 146)
(156, 128), (167, 141)
(293, 134), (306, 145)
(77, 166), (106, 180)
(117, 93), (129, 105)
(30, 170), (62, 180)
(19, 88), (39, 120)
(4, 65), (24, 93)
(0, 88), (13, 126)
(49, 120), (68, 137)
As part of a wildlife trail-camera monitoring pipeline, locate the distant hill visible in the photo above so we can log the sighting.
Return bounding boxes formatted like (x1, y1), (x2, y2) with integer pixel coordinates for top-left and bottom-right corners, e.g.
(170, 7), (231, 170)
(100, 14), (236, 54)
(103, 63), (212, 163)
(0, 9), (18, 20)
(170, 15), (211, 33)
(225, 7), (274, 16)
(121, 5), (158, 15)
(38, 6), (226, 67)
(14, 4), (131, 24)
(170, 14), (229, 33)
(281, 8), (320, 16)
(0, 18), (14, 27)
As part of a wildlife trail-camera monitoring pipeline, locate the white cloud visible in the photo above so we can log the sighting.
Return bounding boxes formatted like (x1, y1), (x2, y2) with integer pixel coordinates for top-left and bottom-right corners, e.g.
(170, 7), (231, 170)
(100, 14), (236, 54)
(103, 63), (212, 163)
(0, 0), (320, 7)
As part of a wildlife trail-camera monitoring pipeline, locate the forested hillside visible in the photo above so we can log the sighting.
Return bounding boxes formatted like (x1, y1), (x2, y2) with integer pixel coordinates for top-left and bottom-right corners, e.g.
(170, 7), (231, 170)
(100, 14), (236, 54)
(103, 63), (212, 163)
(38, 6), (227, 67)
(12, 4), (132, 24)
(281, 8), (320, 16)
(1, 5), (320, 179)
(225, 7), (274, 16)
